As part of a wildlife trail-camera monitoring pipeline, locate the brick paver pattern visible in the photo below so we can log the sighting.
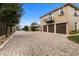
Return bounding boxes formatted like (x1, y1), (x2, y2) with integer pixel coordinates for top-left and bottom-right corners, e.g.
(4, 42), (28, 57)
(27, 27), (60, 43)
(0, 31), (79, 56)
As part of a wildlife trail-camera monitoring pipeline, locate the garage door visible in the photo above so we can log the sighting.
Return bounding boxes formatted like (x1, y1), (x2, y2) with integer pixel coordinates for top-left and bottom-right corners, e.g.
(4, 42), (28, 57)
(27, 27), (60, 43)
(43, 25), (47, 32)
(56, 23), (66, 34)
(48, 24), (54, 33)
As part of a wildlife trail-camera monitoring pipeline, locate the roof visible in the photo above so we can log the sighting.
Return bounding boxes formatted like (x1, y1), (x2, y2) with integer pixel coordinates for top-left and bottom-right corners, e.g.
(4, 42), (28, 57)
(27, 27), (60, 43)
(40, 3), (79, 18)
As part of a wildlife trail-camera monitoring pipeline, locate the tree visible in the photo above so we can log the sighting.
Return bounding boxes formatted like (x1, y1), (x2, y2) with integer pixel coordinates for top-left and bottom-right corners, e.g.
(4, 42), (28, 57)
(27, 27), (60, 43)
(23, 26), (29, 31)
(0, 3), (23, 37)
(30, 22), (39, 31)
(7, 4), (23, 35)
(31, 22), (37, 26)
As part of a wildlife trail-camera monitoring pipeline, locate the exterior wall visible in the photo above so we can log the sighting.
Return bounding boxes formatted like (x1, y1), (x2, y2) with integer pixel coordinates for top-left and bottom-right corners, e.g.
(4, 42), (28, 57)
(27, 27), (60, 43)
(40, 6), (69, 34)
(67, 6), (79, 33)
(78, 15), (79, 31)
(40, 18), (44, 32)
(40, 14), (53, 32)
(40, 4), (79, 34)
(53, 6), (69, 34)
(41, 15), (49, 25)
(53, 6), (68, 24)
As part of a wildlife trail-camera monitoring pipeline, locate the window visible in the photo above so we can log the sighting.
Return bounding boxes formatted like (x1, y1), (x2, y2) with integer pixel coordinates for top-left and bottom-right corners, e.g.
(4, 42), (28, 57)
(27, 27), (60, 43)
(59, 9), (64, 15)
(75, 22), (77, 31)
(74, 11), (77, 16)
(74, 10), (79, 16)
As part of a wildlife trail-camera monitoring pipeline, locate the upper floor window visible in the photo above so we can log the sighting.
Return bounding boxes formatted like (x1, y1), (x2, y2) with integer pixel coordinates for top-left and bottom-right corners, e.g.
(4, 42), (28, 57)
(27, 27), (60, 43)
(59, 8), (64, 16)
(74, 10), (79, 17)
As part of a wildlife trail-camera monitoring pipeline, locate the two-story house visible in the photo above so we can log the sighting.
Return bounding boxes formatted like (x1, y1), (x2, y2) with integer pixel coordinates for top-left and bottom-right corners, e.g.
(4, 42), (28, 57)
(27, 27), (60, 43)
(40, 3), (79, 34)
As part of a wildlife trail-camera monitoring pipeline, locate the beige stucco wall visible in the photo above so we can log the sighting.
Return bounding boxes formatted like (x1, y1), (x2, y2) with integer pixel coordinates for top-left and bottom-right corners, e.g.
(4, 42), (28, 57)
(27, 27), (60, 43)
(40, 4), (79, 34)
(67, 6), (79, 33)
(52, 6), (69, 34)
(53, 6), (68, 24)
(41, 6), (69, 25)
(41, 15), (49, 25)
(40, 6), (69, 33)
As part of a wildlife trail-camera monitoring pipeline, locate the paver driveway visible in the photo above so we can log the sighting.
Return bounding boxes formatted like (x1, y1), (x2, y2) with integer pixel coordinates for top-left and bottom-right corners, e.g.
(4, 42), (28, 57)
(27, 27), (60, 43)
(0, 31), (79, 56)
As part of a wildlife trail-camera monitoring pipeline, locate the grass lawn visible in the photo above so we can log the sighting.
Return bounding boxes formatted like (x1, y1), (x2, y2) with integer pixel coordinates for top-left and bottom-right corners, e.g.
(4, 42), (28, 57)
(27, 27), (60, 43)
(68, 35), (79, 43)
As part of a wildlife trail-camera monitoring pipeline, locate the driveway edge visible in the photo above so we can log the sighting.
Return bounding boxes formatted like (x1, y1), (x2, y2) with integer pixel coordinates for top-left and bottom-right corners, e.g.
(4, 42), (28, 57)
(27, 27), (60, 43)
(0, 31), (16, 50)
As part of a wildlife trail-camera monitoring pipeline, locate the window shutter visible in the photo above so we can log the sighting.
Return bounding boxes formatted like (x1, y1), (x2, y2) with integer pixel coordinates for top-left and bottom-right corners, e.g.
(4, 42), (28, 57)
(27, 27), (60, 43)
(74, 10), (79, 16)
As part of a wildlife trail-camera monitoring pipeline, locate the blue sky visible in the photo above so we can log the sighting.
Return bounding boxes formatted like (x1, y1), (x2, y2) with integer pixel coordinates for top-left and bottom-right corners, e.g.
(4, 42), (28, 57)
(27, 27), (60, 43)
(20, 3), (79, 28)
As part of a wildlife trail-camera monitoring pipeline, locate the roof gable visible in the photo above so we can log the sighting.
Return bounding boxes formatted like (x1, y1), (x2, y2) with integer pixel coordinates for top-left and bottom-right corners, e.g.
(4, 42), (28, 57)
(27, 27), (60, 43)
(40, 3), (79, 18)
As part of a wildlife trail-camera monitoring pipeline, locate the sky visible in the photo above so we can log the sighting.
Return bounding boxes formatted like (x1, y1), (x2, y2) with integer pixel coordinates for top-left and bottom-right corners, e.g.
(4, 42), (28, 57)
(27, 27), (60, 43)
(20, 3), (79, 28)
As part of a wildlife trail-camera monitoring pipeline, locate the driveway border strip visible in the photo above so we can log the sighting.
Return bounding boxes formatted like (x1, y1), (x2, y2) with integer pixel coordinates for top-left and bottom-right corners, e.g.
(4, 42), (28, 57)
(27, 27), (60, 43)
(0, 31), (16, 50)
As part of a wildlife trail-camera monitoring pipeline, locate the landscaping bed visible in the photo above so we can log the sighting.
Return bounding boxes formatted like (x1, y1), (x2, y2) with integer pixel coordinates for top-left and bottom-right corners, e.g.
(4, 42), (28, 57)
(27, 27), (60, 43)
(0, 35), (8, 45)
(68, 35), (79, 44)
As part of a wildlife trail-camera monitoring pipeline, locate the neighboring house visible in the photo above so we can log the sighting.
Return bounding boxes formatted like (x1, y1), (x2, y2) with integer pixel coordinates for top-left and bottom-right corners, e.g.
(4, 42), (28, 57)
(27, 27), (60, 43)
(30, 24), (40, 31)
(40, 3), (79, 34)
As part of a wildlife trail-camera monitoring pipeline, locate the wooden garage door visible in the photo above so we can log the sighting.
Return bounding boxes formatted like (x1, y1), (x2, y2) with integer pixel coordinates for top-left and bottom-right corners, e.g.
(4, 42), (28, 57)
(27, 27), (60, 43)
(48, 24), (54, 33)
(43, 25), (47, 32)
(56, 23), (66, 34)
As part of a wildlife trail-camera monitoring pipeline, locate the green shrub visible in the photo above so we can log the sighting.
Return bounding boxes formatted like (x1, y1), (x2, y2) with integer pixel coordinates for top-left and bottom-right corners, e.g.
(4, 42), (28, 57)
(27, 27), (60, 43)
(23, 26), (29, 31)
(69, 30), (78, 34)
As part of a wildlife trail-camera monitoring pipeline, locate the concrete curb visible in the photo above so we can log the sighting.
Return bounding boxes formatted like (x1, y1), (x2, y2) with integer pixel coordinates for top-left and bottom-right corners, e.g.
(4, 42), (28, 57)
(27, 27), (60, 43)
(0, 31), (16, 50)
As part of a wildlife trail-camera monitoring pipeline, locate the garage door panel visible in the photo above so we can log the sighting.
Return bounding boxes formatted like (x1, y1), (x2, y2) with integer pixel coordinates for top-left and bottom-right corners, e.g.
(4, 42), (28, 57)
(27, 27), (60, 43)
(48, 24), (54, 33)
(56, 23), (66, 34)
(43, 25), (47, 32)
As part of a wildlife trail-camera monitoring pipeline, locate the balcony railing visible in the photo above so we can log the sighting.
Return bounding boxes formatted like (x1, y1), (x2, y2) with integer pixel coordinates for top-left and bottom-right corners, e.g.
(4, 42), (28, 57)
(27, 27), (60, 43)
(45, 16), (54, 23)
